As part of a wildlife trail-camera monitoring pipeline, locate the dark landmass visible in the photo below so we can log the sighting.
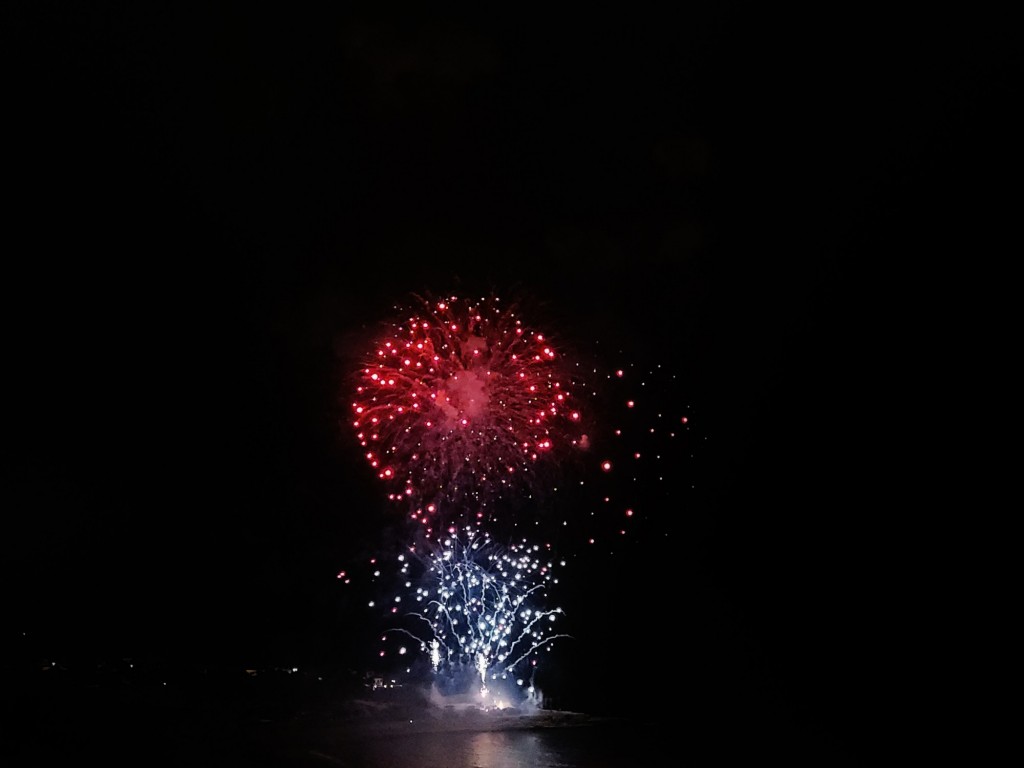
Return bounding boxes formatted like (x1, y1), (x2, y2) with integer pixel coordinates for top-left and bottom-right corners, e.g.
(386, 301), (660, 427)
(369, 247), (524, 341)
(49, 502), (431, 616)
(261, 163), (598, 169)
(7, 650), (854, 767)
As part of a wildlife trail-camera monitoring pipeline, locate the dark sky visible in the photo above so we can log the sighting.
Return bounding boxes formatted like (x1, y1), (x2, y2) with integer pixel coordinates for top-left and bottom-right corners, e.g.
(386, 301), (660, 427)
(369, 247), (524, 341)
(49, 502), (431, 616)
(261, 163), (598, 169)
(4, 5), (1012, 754)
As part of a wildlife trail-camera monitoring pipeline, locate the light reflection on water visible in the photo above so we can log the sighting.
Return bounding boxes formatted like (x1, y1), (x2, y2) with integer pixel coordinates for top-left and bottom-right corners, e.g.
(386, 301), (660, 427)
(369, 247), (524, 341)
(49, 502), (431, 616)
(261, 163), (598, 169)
(335, 725), (655, 768)
(461, 730), (566, 768)
(315, 718), (843, 767)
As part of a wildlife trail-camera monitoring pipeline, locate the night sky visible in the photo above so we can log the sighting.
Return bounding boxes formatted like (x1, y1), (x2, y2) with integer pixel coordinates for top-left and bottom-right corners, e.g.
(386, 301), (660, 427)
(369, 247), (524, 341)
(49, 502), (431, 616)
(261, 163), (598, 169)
(4, 5), (1011, 758)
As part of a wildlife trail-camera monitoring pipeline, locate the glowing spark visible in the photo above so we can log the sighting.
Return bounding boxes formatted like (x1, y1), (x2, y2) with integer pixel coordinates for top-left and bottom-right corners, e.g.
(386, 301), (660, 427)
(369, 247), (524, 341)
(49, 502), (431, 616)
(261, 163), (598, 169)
(350, 293), (590, 524)
(377, 526), (571, 699)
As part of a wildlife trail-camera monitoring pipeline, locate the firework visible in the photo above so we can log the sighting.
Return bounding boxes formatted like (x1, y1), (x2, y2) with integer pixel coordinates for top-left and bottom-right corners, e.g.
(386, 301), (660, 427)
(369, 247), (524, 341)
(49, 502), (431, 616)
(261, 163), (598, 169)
(339, 291), (699, 709)
(566, 359), (697, 552)
(369, 526), (570, 705)
(350, 293), (590, 528)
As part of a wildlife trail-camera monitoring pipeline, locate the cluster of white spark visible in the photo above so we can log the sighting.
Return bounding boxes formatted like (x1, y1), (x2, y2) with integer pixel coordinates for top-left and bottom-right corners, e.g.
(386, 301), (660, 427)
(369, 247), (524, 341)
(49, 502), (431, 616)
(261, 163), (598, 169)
(375, 526), (571, 700)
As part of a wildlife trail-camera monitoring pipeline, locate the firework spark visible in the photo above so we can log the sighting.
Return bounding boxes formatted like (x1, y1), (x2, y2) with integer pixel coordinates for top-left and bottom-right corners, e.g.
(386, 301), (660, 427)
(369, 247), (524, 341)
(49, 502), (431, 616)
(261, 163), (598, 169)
(566, 359), (697, 552)
(340, 291), (698, 708)
(369, 526), (570, 705)
(350, 293), (590, 528)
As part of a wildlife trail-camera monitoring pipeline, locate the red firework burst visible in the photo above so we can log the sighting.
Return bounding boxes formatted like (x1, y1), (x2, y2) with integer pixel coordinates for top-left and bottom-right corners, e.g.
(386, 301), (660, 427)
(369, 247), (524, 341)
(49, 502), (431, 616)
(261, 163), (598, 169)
(350, 293), (590, 525)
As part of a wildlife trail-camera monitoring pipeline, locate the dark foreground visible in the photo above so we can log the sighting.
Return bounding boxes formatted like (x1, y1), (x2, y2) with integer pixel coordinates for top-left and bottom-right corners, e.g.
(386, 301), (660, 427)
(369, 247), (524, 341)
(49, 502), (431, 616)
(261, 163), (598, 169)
(6, 661), (864, 767)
